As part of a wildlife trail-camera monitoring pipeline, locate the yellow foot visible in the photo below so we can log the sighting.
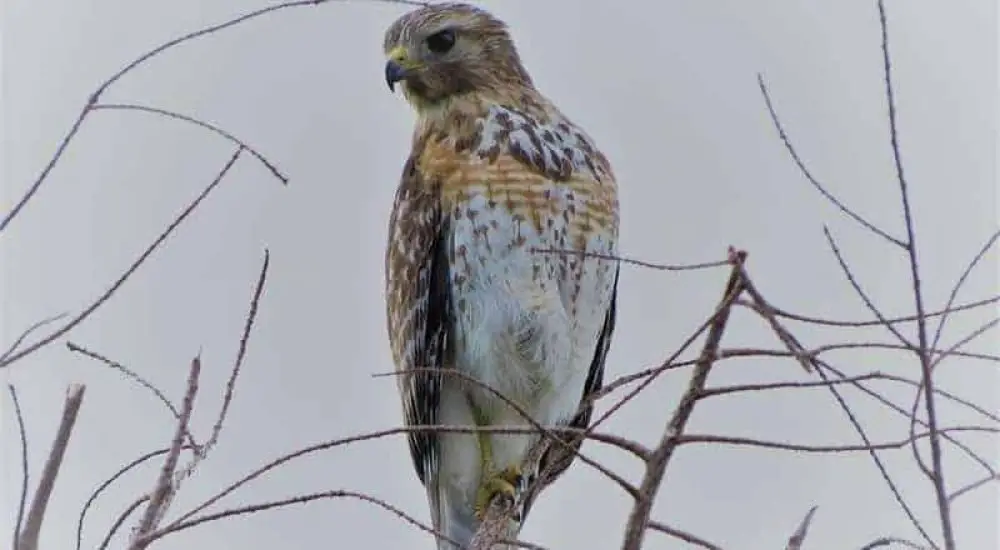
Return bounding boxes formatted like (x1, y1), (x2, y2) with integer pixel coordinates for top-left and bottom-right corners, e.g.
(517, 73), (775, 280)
(474, 464), (523, 520)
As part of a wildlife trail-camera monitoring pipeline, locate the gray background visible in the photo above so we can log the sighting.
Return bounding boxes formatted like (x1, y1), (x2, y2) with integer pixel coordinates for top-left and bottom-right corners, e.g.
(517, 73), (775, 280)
(2, 0), (996, 548)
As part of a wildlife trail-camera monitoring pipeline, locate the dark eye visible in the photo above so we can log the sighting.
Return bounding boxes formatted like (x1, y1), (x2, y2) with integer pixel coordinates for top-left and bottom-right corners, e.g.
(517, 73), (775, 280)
(425, 29), (456, 54)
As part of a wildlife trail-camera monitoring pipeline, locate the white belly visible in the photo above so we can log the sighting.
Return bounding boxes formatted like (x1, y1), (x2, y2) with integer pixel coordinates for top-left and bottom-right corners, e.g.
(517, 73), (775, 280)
(435, 187), (616, 504)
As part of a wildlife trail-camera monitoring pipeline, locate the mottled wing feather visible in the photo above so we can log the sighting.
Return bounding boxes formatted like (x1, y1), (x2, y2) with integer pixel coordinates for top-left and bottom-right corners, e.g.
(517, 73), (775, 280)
(385, 155), (451, 488)
(522, 264), (620, 517)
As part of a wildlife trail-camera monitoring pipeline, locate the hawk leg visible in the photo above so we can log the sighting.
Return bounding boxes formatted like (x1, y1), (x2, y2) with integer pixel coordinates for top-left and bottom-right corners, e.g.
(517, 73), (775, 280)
(471, 404), (523, 520)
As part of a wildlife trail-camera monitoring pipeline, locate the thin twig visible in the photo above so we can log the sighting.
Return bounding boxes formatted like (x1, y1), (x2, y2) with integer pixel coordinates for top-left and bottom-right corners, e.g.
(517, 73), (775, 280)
(0, 314), (68, 364)
(676, 427), (994, 453)
(948, 472), (999, 503)
(99, 497), (150, 550)
(745, 263), (935, 546)
(0, 147), (245, 368)
(647, 521), (723, 550)
(164, 422), (633, 534)
(812, 360), (936, 547)
(591, 271), (739, 431)
(0, 0), (424, 234)
(8, 386), (29, 550)
(531, 247), (729, 272)
(929, 317), (998, 370)
(698, 373), (884, 398)
(91, 103), (287, 183)
(717, 342), (999, 367)
(748, 294), (1000, 329)
(590, 340), (999, 407)
(144, 489), (548, 549)
(757, 73), (905, 248)
(66, 342), (199, 449)
(17, 384), (86, 550)
(930, 229), (999, 352)
(155, 250), (272, 515)
(814, 360), (996, 479)
(76, 448), (190, 550)
(205, 250), (269, 452)
(860, 537), (930, 550)
(909, 316), (1000, 473)
(824, 227), (914, 349)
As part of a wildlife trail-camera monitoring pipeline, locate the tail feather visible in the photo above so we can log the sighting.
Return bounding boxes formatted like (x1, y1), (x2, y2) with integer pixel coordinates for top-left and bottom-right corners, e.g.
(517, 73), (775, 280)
(430, 484), (479, 550)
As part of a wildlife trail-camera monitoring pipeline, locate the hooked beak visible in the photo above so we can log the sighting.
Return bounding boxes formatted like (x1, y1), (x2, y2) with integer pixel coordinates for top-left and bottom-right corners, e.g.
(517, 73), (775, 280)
(385, 60), (408, 92)
(385, 45), (414, 92)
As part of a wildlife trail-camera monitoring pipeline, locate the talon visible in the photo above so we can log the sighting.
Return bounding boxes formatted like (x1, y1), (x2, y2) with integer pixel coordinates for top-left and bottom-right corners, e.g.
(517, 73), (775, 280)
(469, 403), (525, 520)
(474, 466), (522, 520)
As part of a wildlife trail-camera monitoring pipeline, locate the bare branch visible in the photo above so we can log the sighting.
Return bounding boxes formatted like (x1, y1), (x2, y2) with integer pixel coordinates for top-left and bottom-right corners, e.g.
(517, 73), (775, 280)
(757, 73), (905, 248)
(99, 496), (149, 550)
(813, 360), (996, 479)
(0, 147), (245, 368)
(676, 427), (995, 453)
(930, 229), (999, 352)
(17, 384), (86, 550)
(205, 250), (270, 452)
(875, 1), (954, 544)
(8, 386), (29, 550)
(930, 317), (998, 370)
(76, 448), (190, 550)
(592, 258), (743, 432)
(0, 314), (68, 364)
(699, 373), (885, 398)
(532, 247), (729, 272)
(824, 227), (914, 349)
(647, 521), (723, 549)
(128, 356), (201, 549)
(621, 252), (745, 550)
(0, 0), (425, 234)
(745, 294), (1000, 329)
(90, 103), (287, 183)
(66, 342), (199, 450)
(812, 357), (936, 545)
(141, 490), (553, 550)
(948, 472), (999, 503)
(738, 267), (815, 373)
(164, 422), (637, 535)
(785, 506), (818, 550)
(78, 252), (268, 549)
(860, 537), (930, 550)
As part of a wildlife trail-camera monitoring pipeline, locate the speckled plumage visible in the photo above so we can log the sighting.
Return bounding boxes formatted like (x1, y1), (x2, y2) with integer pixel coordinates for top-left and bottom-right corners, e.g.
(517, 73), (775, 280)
(382, 4), (620, 548)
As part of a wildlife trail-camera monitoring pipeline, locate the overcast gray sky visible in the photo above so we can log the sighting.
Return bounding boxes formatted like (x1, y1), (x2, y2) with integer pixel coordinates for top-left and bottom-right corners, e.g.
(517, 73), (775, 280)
(2, 1), (997, 548)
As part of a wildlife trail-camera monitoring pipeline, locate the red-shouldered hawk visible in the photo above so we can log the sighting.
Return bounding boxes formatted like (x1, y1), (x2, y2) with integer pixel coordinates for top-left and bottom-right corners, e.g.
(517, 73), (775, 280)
(381, 3), (619, 548)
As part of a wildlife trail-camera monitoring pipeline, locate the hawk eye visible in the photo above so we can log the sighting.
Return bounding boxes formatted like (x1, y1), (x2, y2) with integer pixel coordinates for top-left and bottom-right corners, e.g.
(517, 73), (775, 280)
(425, 29), (456, 54)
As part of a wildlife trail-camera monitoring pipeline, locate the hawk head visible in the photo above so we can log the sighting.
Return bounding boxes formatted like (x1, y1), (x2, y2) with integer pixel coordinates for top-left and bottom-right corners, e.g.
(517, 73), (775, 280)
(382, 2), (534, 111)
